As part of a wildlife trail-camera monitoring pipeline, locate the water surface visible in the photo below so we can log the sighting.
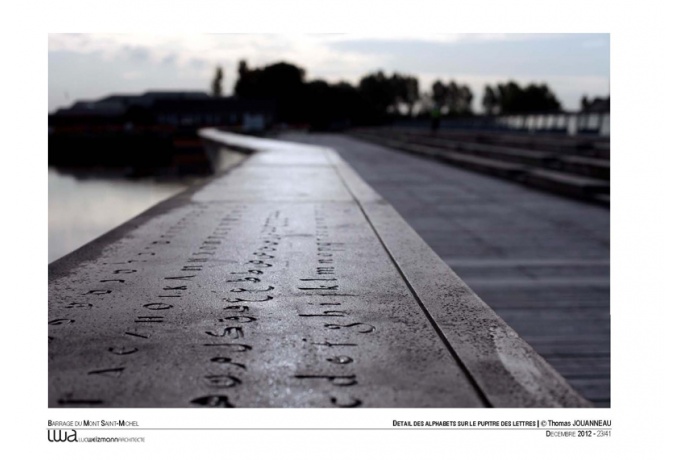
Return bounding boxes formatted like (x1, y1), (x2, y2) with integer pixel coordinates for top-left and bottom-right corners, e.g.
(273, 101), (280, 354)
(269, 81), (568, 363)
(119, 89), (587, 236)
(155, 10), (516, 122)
(48, 148), (246, 263)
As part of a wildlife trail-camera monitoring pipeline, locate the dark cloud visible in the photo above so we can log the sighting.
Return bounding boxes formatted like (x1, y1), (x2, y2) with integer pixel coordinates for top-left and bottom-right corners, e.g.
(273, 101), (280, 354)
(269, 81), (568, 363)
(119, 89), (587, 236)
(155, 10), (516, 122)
(161, 53), (177, 66)
(188, 57), (210, 69)
(120, 45), (151, 62)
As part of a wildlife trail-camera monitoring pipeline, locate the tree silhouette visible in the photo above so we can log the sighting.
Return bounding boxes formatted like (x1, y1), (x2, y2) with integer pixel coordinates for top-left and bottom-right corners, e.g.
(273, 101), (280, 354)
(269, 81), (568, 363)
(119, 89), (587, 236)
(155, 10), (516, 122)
(358, 71), (394, 116)
(430, 81), (445, 108)
(390, 73), (420, 116)
(211, 66), (223, 97)
(230, 59), (567, 127)
(483, 85), (499, 115)
(446, 81), (473, 116)
(302, 80), (370, 129)
(234, 61), (307, 122)
(430, 80), (473, 116)
(483, 81), (561, 114)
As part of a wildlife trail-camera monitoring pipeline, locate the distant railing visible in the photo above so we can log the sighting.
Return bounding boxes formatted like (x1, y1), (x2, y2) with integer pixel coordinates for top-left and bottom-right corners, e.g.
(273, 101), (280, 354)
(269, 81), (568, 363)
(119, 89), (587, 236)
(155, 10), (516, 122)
(494, 111), (610, 137)
(394, 111), (610, 137)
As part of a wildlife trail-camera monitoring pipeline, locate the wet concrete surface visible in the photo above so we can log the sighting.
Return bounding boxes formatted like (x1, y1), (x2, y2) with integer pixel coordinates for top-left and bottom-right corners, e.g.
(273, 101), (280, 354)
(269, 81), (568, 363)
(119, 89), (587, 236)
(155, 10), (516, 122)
(281, 133), (610, 407)
(48, 131), (590, 408)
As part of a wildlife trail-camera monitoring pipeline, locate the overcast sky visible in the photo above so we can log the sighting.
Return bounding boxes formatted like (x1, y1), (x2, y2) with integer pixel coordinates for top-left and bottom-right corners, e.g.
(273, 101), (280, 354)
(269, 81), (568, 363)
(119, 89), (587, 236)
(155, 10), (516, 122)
(48, 33), (609, 113)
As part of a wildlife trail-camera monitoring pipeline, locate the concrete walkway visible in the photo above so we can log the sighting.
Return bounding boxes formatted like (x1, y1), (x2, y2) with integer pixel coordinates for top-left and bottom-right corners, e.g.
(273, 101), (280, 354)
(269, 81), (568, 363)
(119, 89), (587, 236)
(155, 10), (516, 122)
(49, 131), (587, 408)
(281, 133), (610, 407)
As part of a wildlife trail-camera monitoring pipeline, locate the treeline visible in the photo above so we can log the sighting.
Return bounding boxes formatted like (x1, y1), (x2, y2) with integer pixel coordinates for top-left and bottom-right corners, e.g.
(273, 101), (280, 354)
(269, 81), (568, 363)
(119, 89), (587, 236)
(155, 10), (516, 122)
(482, 82), (561, 115)
(222, 60), (566, 129)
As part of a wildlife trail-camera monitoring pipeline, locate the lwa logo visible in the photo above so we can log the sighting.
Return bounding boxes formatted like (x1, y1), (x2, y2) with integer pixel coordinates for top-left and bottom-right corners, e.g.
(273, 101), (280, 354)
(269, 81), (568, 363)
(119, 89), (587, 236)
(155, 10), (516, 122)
(47, 429), (78, 442)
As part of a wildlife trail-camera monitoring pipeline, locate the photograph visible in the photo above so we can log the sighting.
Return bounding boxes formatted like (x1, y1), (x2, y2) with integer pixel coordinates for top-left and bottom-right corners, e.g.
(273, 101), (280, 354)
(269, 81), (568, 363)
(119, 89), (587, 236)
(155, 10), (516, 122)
(48, 32), (610, 410)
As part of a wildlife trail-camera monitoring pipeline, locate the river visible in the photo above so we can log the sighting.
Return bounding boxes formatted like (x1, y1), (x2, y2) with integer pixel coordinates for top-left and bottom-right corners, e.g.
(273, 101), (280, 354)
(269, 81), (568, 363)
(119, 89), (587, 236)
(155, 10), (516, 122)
(48, 148), (246, 263)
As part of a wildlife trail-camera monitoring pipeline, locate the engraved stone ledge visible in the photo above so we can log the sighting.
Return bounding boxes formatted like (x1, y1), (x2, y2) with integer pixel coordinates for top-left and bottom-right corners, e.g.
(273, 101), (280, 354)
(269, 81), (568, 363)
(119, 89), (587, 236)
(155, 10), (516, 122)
(47, 129), (590, 408)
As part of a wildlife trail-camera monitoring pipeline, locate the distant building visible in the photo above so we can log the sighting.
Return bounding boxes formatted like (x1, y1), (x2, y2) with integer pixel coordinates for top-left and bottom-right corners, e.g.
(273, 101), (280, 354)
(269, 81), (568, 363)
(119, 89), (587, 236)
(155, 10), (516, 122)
(580, 96), (610, 113)
(48, 91), (276, 175)
(49, 91), (276, 133)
